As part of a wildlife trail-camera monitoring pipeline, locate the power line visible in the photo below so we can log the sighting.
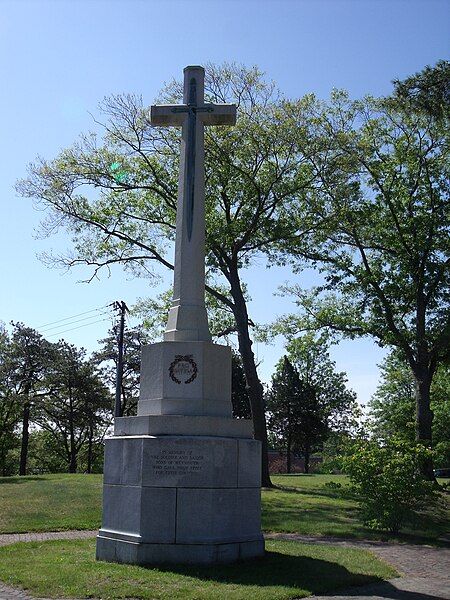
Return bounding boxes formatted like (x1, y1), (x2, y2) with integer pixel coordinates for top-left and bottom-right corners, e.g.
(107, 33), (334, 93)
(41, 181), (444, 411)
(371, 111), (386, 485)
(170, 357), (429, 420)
(45, 317), (113, 338)
(39, 309), (114, 333)
(37, 304), (112, 330)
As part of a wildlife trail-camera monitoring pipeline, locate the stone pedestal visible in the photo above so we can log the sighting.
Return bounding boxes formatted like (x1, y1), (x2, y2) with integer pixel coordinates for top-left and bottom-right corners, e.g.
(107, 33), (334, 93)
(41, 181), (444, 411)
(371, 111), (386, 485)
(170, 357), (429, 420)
(138, 341), (232, 417)
(96, 341), (264, 565)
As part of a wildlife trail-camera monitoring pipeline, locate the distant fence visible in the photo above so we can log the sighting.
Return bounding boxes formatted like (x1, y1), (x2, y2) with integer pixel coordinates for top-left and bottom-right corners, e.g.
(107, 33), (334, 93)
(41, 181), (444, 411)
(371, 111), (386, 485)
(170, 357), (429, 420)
(268, 451), (322, 474)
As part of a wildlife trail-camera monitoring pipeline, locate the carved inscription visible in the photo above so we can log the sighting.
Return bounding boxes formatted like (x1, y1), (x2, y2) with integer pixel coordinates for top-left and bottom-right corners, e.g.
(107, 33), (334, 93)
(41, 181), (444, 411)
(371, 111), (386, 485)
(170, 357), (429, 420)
(169, 355), (198, 384)
(149, 449), (205, 476)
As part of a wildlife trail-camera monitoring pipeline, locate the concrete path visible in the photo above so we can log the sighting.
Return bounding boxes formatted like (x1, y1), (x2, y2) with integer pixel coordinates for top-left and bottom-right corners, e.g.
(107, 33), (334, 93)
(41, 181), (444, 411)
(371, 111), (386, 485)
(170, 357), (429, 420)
(0, 530), (98, 548)
(268, 534), (450, 600)
(0, 531), (448, 599)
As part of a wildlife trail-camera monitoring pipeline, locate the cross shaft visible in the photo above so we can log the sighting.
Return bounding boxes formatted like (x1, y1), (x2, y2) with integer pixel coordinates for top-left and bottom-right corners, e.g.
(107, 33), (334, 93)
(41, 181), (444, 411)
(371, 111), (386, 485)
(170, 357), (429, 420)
(150, 66), (236, 342)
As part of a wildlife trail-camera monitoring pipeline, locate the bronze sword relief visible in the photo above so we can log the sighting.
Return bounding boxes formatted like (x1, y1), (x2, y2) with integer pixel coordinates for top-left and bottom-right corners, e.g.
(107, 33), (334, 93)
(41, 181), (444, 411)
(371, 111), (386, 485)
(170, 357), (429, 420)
(171, 78), (214, 242)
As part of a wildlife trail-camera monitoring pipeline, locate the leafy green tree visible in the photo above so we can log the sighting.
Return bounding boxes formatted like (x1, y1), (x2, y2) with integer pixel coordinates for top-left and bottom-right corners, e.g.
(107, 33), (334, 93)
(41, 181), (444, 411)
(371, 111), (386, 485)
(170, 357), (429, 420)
(431, 364), (450, 469)
(286, 334), (360, 434)
(9, 323), (55, 475)
(26, 430), (67, 474)
(38, 342), (111, 473)
(369, 353), (416, 443)
(279, 63), (449, 477)
(93, 326), (150, 417)
(267, 356), (325, 473)
(0, 327), (21, 475)
(370, 352), (450, 469)
(267, 357), (303, 473)
(18, 64), (312, 486)
(392, 59), (449, 120)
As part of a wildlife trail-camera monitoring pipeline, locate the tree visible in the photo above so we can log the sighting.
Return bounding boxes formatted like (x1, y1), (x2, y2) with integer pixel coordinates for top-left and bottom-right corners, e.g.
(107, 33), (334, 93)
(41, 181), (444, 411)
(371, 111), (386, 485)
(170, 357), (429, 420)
(18, 64), (312, 486)
(430, 363), (450, 469)
(279, 63), (449, 477)
(267, 356), (303, 473)
(38, 342), (111, 473)
(0, 327), (21, 475)
(93, 326), (149, 417)
(392, 60), (450, 120)
(26, 430), (67, 474)
(267, 356), (325, 473)
(231, 350), (252, 419)
(370, 351), (450, 469)
(9, 323), (55, 475)
(369, 352), (416, 443)
(286, 333), (360, 433)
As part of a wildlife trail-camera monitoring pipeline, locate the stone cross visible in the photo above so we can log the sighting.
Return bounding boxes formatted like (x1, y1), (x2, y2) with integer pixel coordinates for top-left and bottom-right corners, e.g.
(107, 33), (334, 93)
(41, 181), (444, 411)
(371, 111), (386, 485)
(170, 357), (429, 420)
(151, 66), (236, 342)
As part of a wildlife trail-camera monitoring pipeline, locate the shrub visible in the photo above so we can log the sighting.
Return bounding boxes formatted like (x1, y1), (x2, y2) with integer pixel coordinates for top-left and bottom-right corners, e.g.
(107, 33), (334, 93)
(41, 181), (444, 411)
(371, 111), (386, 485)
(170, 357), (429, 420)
(434, 441), (450, 470)
(343, 438), (437, 533)
(323, 481), (343, 491)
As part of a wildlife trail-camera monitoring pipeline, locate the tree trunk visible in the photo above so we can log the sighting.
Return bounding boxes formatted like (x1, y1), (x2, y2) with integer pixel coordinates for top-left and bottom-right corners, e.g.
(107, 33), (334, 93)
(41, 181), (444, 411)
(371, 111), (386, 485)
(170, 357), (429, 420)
(68, 389), (77, 473)
(286, 434), (291, 474)
(87, 427), (93, 474)
(69, 447), (77, 473)
(19, 401), (30, 476)
(413, 364), (434, 480)
(304, 449), (310, 474)
(1, 443), (7, 477)
(228, 265), (273, 487)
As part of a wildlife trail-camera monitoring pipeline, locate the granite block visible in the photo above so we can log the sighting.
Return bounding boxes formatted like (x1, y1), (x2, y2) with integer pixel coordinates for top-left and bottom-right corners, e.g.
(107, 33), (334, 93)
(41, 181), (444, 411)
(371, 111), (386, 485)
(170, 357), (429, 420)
(101, 484), (142, 535)
(103, 438), (123, 485)
(176, 488), (262, 544)
(238, 439), (261, 488)
(101, 486), (176, 543)
(140, 487), (176, 542)
(114, 415), (253, 438)
(138, 341), (232, 417)
(97, 538), (263, 565)
(122, 438), (144, 486)
(239, 539), (265, 560)
(141, 436), (238, 488)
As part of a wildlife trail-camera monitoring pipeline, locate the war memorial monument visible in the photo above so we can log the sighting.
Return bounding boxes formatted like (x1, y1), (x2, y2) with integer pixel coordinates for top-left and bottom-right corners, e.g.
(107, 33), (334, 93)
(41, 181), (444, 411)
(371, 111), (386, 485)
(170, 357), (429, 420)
(96, 66), (265, 565)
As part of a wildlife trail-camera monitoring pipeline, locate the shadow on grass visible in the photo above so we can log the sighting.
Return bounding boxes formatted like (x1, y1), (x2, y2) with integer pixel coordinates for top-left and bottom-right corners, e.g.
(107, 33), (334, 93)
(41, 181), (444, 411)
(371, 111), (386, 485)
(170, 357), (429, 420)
(270, 483), (356, 501)
(0, 476), (49, 485)
(151, 552), (445, 600)
(263, 506), (363, 536)
(152, 551), (384, 594)
(273, 474), (317, 477)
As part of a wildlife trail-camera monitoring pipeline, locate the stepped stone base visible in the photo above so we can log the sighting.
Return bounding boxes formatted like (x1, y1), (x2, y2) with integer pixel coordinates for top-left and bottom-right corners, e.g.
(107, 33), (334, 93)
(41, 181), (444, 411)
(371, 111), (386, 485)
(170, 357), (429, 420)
(96, 535), (264, 565)
(97, 339), (264, 565)
(96, 430), (264, 565)
(114, 414), (253, 438)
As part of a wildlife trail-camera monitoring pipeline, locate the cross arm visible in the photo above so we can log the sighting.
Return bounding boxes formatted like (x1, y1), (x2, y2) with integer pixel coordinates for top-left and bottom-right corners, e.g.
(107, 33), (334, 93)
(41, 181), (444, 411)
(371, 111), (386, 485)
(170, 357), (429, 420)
(201, 104), (237, 126)
(150, 105), (186, 127)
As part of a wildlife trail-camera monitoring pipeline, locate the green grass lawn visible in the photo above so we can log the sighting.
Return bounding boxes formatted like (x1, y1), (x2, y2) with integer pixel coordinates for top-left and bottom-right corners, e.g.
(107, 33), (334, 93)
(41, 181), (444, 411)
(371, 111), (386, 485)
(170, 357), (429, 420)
(0, 473), (102, 533)
(0, 473), (448, 543)
(0, 538), (397, 600)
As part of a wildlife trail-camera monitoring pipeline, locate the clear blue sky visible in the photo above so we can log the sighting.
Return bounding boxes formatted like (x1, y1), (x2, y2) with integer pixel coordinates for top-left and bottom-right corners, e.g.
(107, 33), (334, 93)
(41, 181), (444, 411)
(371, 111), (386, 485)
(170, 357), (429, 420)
(1, 0), (448, 405)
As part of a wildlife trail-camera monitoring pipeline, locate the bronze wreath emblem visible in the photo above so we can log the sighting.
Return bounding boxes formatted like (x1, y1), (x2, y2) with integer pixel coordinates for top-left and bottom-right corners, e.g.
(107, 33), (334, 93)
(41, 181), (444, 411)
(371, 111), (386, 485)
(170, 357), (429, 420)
(169, 354), (198, 384)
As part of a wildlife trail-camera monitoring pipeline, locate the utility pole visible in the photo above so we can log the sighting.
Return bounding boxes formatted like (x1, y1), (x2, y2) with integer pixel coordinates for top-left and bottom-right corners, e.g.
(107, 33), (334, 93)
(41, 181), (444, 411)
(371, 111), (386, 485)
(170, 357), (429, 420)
(113, 301), (128, 418)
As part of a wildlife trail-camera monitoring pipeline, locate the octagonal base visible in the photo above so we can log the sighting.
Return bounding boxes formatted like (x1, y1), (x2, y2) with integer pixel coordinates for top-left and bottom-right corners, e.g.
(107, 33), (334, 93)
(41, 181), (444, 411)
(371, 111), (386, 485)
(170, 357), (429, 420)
(96, 432), (264, 565)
